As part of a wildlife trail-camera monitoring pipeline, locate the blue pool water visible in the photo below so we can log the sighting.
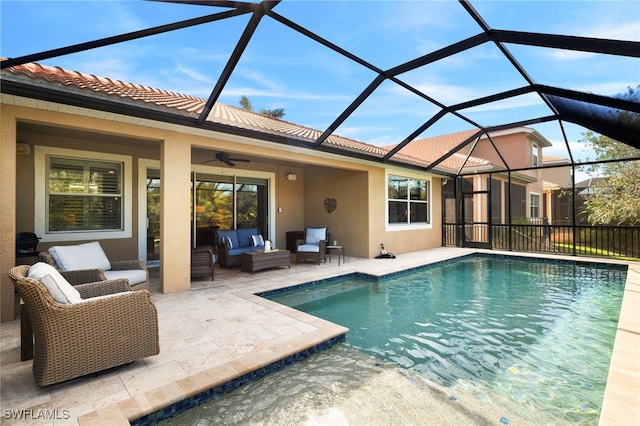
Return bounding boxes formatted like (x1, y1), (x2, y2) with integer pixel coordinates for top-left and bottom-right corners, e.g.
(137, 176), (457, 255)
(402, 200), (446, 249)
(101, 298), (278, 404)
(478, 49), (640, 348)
(268, 255), (627, 424)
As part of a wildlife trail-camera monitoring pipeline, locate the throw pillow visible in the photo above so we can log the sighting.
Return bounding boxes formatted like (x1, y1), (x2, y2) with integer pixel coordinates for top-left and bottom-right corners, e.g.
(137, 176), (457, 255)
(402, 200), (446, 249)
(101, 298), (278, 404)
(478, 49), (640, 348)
(250, 234), (265, 247)
(27, 262), (83, 304)
(222, 235), (233, 249)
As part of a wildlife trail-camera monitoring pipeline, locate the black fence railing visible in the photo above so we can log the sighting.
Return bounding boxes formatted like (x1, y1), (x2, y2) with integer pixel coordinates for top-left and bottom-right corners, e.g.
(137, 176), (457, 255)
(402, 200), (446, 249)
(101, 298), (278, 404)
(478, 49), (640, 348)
(443, 223), (640, 259)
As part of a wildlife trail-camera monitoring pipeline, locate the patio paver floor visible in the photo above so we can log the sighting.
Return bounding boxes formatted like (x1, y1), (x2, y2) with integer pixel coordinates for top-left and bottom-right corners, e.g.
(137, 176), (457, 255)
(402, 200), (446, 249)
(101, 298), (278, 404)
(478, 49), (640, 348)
(1, 248), (637, 425)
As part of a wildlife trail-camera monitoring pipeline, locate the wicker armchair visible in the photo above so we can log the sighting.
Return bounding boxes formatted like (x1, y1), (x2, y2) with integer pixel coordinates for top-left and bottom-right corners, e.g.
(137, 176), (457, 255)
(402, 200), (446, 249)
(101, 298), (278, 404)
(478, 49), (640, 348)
(39, 246), (149, 291)
(191, 246), (215, 281)
(296, 227), (329, 264)
(9, 265), (159, 387)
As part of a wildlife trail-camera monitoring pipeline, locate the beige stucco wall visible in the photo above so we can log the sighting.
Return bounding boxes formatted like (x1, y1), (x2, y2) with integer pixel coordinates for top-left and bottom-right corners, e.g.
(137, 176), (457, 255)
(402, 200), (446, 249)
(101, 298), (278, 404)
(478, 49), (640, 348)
(303, 166), (370, 257)
(366, 168), (443, 257)
(0, 100), (444, 320)
(274, 165), (305, 249)
(1, 106), (18, 321)
(13, 126), (157, 261)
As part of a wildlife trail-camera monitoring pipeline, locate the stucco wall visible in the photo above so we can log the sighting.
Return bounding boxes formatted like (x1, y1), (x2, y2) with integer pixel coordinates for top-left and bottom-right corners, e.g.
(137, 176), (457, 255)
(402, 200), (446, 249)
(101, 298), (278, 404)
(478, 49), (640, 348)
(302, 166), (443, 259)
(366, 168), (443, 258)
(14, 126), (159, 261)
(1, 106), (17, 321)
(1, 101), (444, 320)
(274, 165), (305, 250)
(303, 166), (369, 257)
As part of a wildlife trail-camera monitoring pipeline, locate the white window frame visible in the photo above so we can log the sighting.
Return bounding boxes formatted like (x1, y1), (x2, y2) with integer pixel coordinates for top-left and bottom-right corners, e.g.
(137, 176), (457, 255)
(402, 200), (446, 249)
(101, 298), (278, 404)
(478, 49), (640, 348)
(532, 143), (539, 167)
(529, 192), (541, 219)
(385, 171), (432, 231)
(34, 146), (132, 242)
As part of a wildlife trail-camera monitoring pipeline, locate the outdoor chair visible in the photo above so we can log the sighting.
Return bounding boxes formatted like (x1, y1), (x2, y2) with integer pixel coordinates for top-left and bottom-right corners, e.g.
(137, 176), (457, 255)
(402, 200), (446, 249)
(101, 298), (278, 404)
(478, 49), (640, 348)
(191, 246), (215, 281)
(9, 263), (159, 387)
(39, 241), (149, 291)
(296, 227), (329, 264)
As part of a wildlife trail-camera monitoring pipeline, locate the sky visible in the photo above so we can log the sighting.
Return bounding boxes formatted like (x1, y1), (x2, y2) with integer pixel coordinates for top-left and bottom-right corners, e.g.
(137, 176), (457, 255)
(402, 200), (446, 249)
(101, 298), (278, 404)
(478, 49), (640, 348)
(1, 0), (639, 165)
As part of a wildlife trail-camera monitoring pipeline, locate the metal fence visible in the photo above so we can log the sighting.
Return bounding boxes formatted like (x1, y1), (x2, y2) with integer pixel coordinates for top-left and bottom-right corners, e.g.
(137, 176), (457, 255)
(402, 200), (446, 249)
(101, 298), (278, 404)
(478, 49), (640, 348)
(443, 223), (640, 259)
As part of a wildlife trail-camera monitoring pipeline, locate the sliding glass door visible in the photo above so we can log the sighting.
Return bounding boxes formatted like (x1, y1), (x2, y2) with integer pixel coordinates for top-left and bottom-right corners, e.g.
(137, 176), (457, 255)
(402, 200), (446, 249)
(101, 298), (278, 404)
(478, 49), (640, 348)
(191, 173), (269, 247)
(138, 163), (273, 263)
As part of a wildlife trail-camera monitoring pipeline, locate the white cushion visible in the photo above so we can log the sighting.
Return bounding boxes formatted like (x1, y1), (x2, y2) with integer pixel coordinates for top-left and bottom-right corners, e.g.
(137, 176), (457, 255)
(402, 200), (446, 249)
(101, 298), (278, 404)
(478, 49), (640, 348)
(305, 227), (327, 244)
(222, 235), (233, 250)
(298, 244), (320, 253)
(104, 269), (147, 285)
(48, 246), (63, 267)
(250, 234), (265, 247)
(28, 262), (83, 304)
(49, 242), (112, 272)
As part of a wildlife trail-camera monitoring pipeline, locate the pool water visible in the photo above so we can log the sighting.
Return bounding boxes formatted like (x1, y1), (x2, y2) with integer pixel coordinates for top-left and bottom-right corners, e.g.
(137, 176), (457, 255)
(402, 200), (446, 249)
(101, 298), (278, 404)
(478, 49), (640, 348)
(161, 343), (534, 426)
(269, 255), (626, 424)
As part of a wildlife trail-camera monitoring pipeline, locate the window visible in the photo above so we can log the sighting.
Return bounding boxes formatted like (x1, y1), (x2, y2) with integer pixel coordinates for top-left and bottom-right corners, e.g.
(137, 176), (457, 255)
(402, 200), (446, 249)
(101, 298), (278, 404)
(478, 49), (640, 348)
(387, 175), (430, 225)
(35, 146), (132, 241)
(532, 143), (539, 167)
(530, 192), (540, 218)
(48, 157), (123, 232)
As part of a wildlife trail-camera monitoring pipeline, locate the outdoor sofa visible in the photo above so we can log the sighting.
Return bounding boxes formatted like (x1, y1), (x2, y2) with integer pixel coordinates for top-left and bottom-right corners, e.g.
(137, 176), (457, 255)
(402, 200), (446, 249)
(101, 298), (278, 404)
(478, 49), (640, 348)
(215, 228), (265, 267)
(39, 241), (149, 291)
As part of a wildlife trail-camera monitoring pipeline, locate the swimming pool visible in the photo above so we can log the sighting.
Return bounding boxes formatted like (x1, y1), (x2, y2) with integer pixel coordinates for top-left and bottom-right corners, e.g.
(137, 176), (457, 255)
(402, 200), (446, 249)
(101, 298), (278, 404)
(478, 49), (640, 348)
(265, 254), (626, 424)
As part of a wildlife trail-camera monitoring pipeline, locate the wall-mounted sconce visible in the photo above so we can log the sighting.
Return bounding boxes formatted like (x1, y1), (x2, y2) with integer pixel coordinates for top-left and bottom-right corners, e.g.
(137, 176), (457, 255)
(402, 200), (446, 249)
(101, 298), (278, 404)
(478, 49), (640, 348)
(285, 173), (297, 181)
(16, 143), (30, 155)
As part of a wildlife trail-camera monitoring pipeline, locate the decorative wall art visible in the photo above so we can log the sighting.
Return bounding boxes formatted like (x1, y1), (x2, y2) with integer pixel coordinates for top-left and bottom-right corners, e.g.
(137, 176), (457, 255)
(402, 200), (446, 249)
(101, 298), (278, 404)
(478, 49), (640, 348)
(324, 197), (337, 213)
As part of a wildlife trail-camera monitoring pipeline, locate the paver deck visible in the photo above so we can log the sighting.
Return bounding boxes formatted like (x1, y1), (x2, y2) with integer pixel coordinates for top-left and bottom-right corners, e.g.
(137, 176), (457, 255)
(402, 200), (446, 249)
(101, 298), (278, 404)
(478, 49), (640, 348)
(1, 248), (637, 425)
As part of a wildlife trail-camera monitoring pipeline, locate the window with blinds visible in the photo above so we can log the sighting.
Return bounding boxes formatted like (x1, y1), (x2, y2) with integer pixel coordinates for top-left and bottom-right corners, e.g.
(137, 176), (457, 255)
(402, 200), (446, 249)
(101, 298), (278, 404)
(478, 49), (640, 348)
(47, 157), (123, 232)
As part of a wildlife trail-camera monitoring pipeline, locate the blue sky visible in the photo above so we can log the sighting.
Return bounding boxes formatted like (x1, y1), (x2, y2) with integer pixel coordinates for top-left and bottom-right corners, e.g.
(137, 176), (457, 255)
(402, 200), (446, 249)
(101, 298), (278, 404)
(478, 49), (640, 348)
(2, 0), (639, 163)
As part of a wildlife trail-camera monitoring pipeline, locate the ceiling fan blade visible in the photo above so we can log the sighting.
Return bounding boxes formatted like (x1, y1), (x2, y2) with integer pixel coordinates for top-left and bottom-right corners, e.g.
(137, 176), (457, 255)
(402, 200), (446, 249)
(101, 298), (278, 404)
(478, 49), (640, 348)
(224, 160), (235, 167)
(228, 157), (250, 162)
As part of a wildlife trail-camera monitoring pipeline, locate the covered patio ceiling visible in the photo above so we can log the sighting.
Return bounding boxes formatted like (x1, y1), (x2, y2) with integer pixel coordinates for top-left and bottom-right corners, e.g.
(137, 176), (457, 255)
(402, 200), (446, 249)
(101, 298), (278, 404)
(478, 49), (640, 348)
(1, 0), (639, 176)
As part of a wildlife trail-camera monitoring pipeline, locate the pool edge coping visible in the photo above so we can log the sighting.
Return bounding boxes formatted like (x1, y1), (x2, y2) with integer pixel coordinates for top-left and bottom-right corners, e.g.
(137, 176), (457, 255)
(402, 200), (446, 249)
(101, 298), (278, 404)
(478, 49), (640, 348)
(77, 249), (639, 425)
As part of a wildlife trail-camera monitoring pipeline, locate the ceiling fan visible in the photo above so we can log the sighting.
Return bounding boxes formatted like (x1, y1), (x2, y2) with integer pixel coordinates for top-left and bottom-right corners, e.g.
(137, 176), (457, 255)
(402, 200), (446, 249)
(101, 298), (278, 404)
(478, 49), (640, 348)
(203, 151), (251, 167)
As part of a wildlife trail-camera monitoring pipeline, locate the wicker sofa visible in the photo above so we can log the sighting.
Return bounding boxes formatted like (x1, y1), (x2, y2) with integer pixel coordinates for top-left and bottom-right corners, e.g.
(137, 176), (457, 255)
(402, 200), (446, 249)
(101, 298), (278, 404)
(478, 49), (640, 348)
(215, 228), (265, 267)
(40, 241), (149, 291)
(9, 264), (159, 386)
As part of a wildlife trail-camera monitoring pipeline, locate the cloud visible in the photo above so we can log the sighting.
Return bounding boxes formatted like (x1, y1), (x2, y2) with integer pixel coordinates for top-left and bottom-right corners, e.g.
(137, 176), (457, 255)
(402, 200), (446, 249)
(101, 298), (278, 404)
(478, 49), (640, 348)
(461, 92), (545, 114)
(174, 64), (212, 84)
(582, 19), (640, 42)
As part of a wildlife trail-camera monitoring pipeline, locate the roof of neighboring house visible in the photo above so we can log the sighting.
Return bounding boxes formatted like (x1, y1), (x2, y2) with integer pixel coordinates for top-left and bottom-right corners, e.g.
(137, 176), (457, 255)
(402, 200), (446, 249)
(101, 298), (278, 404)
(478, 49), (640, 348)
(575, 176), (608, 188)
(383, 128), (559, 172)
(3, 60), (435, 169)
(543, 155), (571, 164)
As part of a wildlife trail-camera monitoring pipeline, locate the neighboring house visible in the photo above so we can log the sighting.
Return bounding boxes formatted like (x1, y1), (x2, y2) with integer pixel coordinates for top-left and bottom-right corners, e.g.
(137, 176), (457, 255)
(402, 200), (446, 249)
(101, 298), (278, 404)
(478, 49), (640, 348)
(1, 61), (446, 320)
(387, 128), (560, 233)
(550, 176), (609, 225)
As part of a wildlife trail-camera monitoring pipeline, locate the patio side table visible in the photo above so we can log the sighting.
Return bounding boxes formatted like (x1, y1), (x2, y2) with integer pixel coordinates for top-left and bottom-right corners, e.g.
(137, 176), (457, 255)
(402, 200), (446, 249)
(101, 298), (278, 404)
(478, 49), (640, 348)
(326, 245), (345, 265)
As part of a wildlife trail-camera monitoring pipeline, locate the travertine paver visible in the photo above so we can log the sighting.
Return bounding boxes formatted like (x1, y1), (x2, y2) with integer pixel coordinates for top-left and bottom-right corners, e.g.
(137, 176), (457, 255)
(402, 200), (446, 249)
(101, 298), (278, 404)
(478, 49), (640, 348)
(0, 248), (637, 425)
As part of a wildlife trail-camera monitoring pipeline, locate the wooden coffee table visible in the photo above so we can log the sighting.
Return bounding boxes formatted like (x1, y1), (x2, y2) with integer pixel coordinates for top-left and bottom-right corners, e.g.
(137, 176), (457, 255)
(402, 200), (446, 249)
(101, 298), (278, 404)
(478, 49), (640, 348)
(241, 249), (290, 274)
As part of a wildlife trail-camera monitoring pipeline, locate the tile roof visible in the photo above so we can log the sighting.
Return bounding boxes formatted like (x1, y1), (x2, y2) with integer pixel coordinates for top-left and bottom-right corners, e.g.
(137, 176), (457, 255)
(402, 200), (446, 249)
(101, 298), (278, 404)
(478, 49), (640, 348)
(6, 60), (207, 113)
(385, 129), (492, 171)
(1, 59), (461, 171)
